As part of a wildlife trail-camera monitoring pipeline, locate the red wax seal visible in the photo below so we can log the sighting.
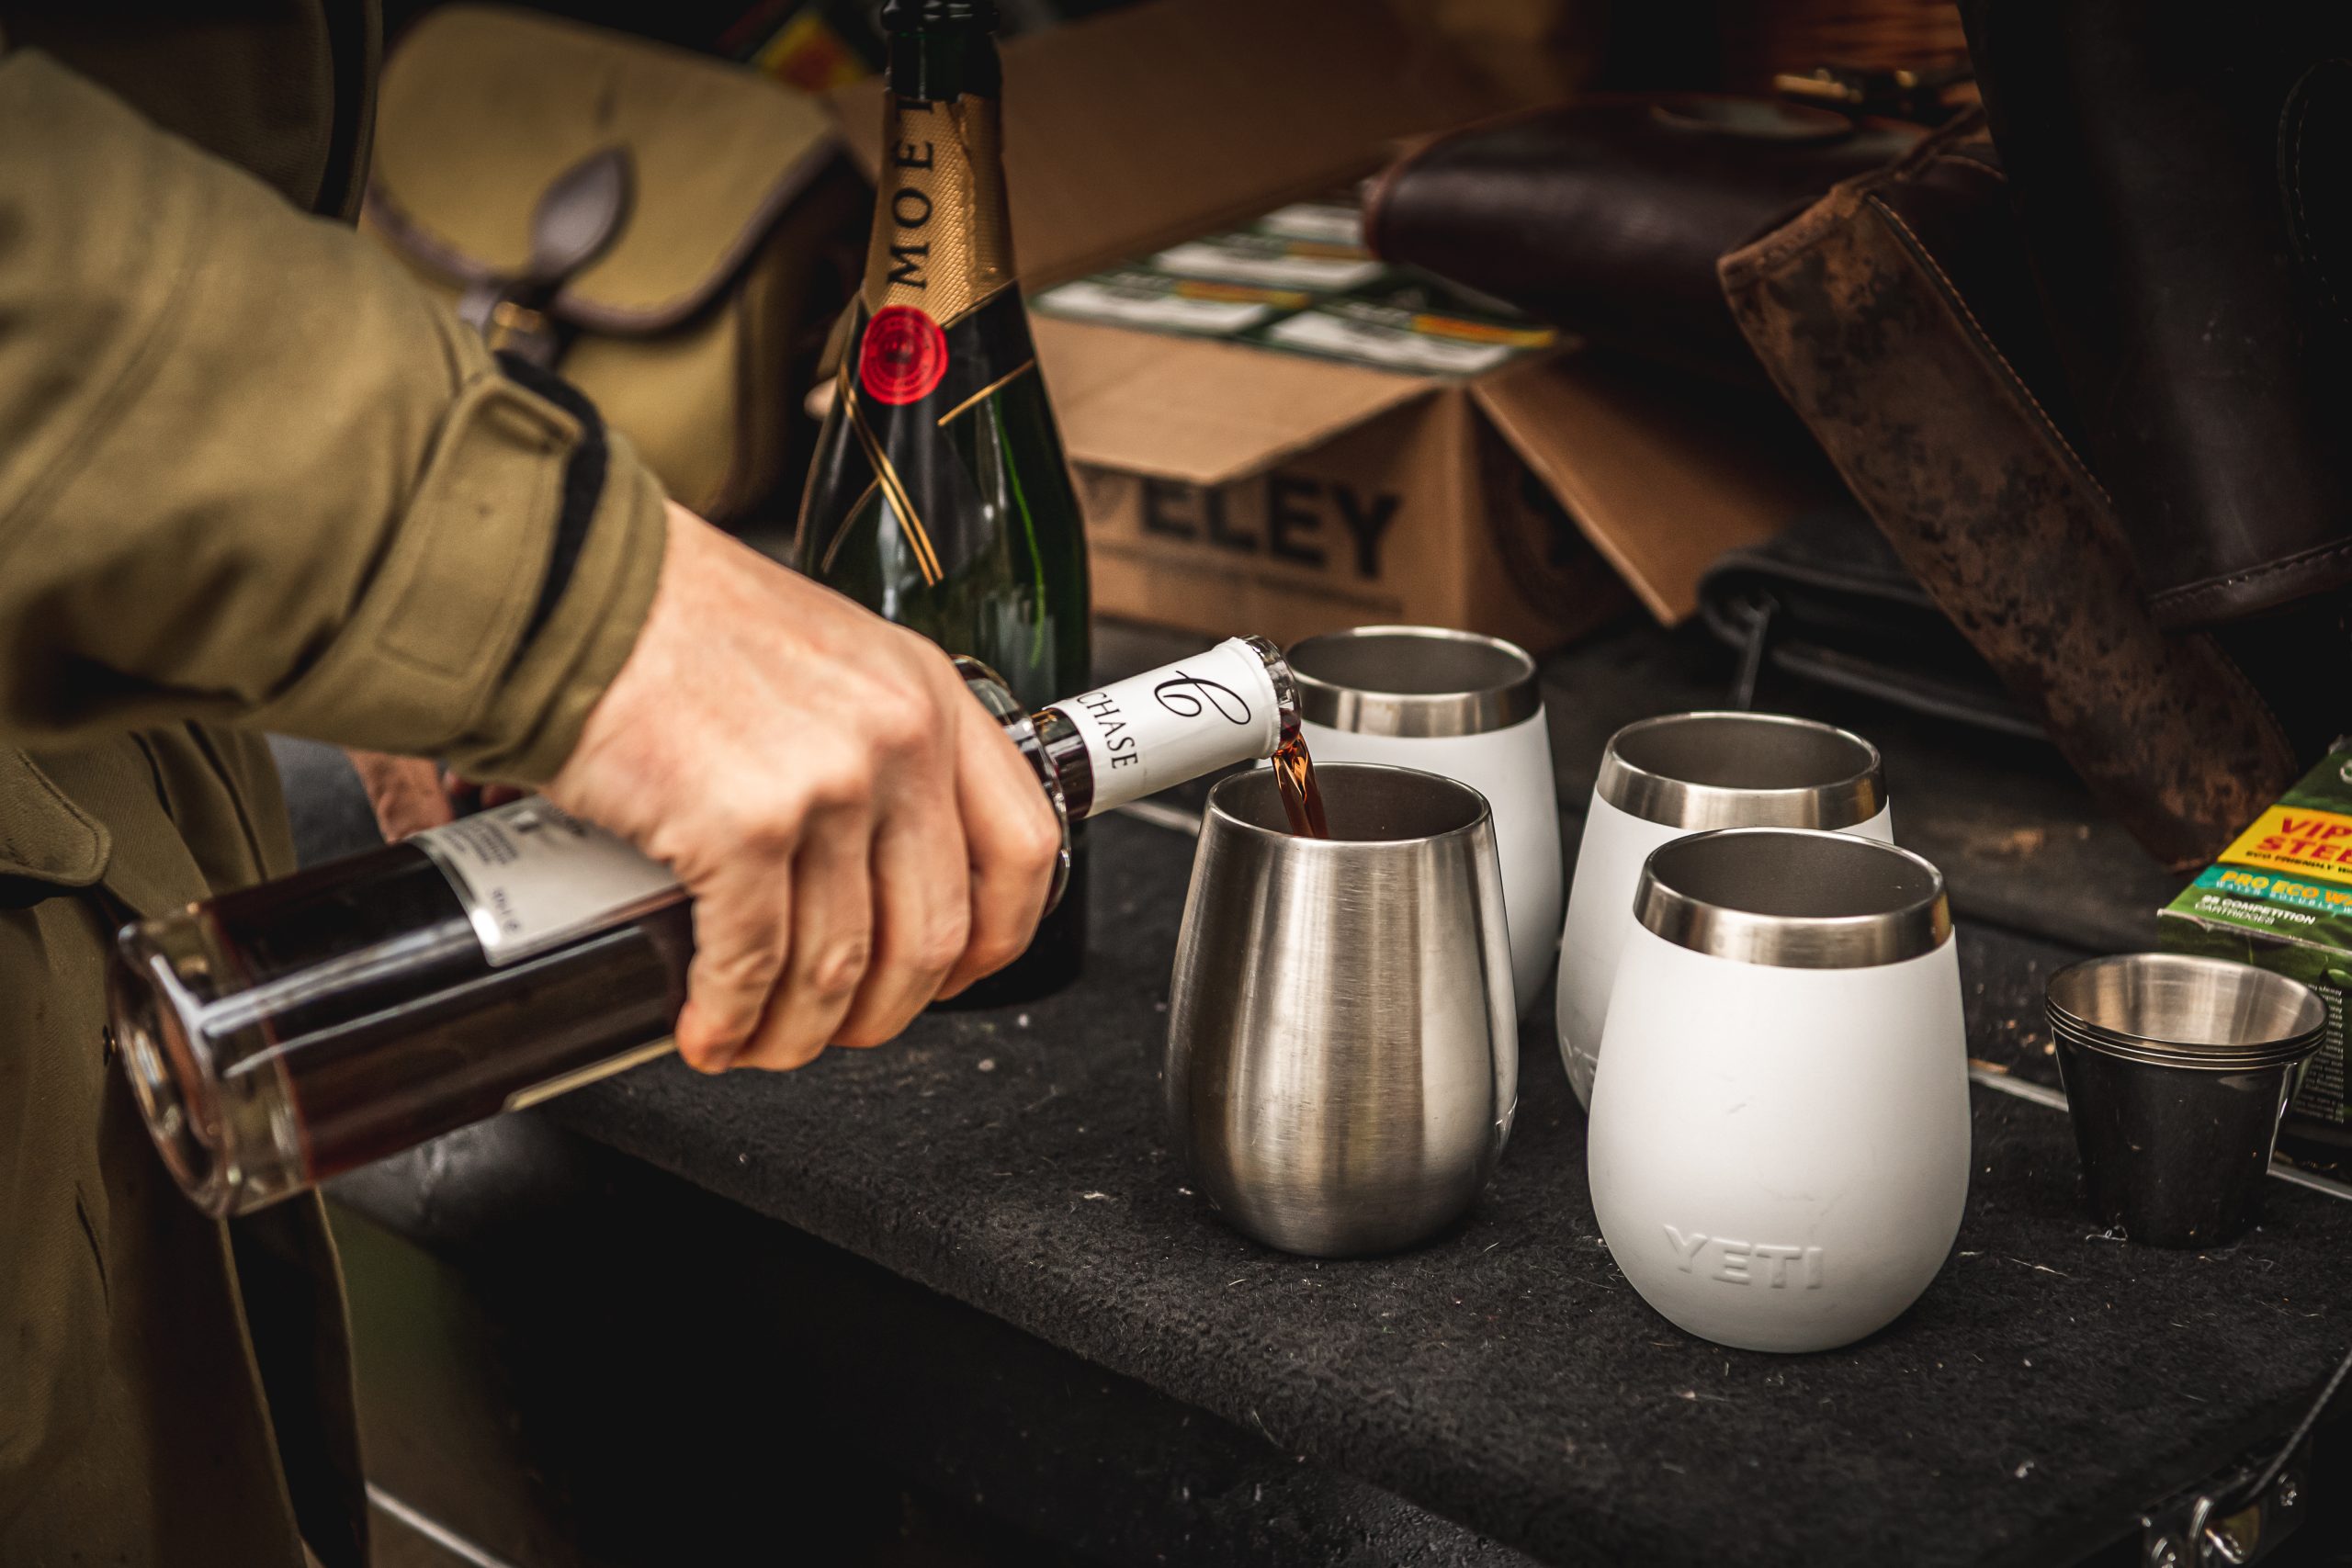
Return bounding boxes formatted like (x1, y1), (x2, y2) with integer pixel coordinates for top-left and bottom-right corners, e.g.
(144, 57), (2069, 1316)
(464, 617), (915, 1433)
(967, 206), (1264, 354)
(858, 305), (950, 405)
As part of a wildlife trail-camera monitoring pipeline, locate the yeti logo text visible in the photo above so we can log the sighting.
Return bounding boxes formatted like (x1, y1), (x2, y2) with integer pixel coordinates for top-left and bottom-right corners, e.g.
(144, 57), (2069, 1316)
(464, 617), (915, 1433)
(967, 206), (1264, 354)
(1663, 1225), (1824, 1288)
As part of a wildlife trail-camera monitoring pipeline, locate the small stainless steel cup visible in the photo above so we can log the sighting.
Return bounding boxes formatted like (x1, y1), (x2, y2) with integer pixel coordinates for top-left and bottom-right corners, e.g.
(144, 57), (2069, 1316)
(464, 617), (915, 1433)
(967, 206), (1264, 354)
(2047, 953), (2327, 1249)
(1165, 763), (1518, 1258)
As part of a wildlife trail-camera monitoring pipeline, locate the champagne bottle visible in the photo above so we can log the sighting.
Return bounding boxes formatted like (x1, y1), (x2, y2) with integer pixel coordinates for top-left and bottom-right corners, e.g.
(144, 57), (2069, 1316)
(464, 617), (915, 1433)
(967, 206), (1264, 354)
(793, 0), (1090, 1003)
(110, 639), (1305, 1218)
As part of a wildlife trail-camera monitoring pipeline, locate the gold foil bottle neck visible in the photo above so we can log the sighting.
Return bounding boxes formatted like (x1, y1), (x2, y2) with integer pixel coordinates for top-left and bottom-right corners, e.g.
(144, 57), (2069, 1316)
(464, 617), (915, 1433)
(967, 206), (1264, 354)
(865, 95), (1014, 325)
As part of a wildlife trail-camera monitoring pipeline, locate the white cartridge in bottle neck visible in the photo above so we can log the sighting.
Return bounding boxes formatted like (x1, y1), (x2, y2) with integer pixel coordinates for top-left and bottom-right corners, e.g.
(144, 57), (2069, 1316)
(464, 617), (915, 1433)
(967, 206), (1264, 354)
(1057, 637), (1285, 814)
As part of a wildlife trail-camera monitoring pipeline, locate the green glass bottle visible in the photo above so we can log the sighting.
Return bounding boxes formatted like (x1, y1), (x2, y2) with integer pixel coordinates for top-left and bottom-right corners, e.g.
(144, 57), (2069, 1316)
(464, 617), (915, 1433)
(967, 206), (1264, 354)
(792, 0), (1091, 1002)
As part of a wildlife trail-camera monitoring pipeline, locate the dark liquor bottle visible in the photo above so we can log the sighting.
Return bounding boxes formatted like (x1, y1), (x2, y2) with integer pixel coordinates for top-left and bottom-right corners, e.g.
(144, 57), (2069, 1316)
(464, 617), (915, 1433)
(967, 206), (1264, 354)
(110, 639), (1309, 1218)
(792, 0), (1090, 1004)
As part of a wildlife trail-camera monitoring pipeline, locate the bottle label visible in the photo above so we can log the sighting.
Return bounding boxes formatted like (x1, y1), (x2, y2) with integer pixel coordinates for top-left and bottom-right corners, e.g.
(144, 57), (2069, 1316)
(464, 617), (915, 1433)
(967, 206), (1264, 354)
(1059, 638), (1283, 814)
(865, 95), (1013, 324)
(859, 304), (952, 405)
(415, 801), (681, 967)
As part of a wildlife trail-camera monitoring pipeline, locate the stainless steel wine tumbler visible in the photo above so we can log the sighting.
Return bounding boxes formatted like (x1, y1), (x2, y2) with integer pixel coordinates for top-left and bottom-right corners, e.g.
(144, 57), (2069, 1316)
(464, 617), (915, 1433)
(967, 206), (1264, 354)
(1165, 762), (1519, 1257)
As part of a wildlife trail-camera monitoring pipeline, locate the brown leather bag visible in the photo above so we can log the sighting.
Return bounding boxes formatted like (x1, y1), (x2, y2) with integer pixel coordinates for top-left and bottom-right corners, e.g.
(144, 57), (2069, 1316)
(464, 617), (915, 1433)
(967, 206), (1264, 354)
(1718, 116), (2298, 868)
(1959, 0), (2352, 775)
(1370, 88), (2301, 865)
(1367, 95), (1920, 387)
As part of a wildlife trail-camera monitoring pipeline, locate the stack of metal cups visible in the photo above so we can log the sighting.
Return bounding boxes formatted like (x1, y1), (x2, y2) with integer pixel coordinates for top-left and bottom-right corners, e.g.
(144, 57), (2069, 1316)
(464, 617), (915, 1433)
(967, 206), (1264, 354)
(2045, 953), (2327, 1248)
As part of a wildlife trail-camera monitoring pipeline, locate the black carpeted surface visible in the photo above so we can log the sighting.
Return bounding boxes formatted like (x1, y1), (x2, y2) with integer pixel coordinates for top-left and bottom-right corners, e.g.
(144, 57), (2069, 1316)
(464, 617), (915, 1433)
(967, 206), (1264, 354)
(547, 808), (2352, 1568)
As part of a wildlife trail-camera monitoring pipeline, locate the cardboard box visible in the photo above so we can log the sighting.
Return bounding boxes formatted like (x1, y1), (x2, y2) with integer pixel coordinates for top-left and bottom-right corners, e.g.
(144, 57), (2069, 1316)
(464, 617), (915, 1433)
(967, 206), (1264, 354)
(2160, 746), (2352, 1141)
(829, 0), (1825, 650)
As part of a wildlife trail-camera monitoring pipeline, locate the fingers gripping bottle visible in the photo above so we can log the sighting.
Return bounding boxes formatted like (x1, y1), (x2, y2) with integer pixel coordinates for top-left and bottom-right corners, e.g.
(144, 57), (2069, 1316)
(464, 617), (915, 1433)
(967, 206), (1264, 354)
(110, 639), (1304, 1217)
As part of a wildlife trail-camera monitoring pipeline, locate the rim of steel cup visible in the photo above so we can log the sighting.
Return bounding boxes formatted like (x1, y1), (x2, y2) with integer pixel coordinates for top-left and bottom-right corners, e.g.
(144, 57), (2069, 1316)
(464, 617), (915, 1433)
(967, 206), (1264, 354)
(1286, 626), (1541, 739)
(2045, 953), (2326, 1072)
(1598, 711), (1883, 830)
(1204, 761), (1493, 849)
(1634, 827), (1951, 969)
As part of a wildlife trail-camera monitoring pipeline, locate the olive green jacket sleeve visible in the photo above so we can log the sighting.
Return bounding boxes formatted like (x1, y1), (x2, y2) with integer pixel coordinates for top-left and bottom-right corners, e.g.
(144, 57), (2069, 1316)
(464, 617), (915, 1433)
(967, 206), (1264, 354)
(0, 48), (667, 784)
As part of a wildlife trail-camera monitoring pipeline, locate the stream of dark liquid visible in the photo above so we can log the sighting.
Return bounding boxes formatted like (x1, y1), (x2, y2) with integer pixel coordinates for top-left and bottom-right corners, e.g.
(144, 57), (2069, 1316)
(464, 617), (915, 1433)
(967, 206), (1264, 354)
(1272, 730), (1329, 839)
